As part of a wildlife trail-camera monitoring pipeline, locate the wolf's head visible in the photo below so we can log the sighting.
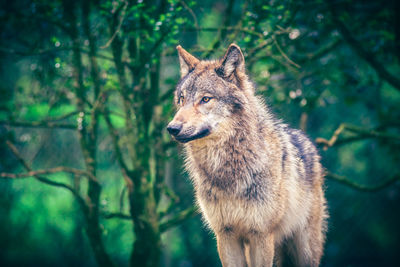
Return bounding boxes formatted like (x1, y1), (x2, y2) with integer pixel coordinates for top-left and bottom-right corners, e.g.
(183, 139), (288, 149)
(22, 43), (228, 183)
(167, 44), (253, 144)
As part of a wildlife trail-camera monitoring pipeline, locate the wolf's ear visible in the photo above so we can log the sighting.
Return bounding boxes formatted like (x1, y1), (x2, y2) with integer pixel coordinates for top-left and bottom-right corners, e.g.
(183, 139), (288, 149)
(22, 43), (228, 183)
(216, 44), (245, 79)
(177, 45), (199, 78)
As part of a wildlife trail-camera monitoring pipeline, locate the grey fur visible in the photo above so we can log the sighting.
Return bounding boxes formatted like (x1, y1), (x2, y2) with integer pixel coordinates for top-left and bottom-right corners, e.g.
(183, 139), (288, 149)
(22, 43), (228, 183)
(168, 44), (328, 267)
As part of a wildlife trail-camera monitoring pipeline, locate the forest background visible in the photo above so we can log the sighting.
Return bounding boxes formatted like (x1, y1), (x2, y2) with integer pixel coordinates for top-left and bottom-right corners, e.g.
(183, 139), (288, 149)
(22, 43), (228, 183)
(0, 0), (399, 266)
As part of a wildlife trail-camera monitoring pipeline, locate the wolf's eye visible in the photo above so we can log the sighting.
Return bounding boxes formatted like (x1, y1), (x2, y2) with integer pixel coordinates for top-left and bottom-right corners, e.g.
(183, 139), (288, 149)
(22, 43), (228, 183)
(179, 95), (184, 104)
(201, 96), (211, 103)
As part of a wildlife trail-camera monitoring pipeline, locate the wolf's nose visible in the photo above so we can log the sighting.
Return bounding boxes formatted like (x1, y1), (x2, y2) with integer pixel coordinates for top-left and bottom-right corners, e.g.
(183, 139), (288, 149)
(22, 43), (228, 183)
(167, 124), (182, 136)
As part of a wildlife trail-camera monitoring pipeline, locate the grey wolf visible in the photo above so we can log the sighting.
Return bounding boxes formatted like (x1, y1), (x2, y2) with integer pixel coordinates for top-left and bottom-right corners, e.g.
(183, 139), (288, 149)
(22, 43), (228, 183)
(167, 44), (328, 267)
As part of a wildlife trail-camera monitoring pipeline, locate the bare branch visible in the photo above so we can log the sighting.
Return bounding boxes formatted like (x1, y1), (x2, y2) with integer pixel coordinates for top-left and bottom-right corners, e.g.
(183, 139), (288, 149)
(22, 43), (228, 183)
(0, 45), (130, 66)
(101, 107), (134, 192)
(158, 184), (181, 218)
(100, 0), (128, 49)
(3, 141), (88, 207)
(162, 184), (180, 203)
(179, 0), (200, 41)
(201, 0), (235, 58)
(229, 0), (249, 42)
(45, 111), (81, 122)
(329, 4), (400, 91)
(102, 108), (131, 175)
(272, 36), (301, 69)
(316, 124), (346, 150)
(0, 120), (76, 129)
(1, 166), (98, 183)
(0, 46), (73, 56)
(160, 206), (198, 233)
(316, 123), (400, 150)
(326, 172), (400, 192)
(297, 39), (341, 63)
(183, 26), (265, 39)
(119, 186), (127, 212)
(102, 212), (131, 220)
(246, 28), (287, 66)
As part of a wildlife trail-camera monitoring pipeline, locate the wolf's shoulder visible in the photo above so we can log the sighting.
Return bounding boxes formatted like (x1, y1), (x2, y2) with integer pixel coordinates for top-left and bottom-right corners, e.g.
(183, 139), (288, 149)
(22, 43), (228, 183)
(273, 122), (322, 184)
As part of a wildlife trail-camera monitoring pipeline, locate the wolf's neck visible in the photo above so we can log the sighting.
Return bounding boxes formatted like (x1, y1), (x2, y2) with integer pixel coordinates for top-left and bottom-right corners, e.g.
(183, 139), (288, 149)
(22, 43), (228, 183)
(186, 108), (271, 177)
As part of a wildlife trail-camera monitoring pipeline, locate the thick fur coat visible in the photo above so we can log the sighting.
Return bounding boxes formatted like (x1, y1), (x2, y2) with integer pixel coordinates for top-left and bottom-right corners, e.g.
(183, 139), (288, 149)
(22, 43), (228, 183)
(167, 44), (328, 267)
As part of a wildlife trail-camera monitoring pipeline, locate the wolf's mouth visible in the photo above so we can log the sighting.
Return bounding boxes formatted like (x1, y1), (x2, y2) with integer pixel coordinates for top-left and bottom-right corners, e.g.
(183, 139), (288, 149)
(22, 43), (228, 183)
(175, 128), (211, 143)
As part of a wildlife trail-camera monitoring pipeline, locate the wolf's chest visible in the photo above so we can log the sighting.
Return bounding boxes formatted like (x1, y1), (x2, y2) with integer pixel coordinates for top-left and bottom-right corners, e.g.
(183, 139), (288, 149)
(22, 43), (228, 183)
(194, 163), (269, 203)
(195, 186), (277, 234)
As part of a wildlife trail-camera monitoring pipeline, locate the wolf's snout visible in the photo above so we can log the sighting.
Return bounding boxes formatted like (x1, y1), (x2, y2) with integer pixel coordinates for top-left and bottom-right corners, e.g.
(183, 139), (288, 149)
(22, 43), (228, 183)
(167, 123), (182, 136)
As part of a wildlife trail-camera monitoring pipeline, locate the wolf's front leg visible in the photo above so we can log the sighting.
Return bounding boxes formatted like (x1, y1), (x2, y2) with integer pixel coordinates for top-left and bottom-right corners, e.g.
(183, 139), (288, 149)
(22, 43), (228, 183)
(216, 233), (247, 267)
(248, 233), (275, 267)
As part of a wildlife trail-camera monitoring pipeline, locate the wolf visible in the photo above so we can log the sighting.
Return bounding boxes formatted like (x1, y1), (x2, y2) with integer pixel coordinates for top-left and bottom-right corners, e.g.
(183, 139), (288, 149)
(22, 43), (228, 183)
(167, 44), (328, 267)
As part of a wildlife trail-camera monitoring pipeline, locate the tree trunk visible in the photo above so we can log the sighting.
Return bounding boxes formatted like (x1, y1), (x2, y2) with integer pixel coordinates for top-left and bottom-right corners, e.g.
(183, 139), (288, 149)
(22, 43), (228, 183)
(129, 170), (161, 267)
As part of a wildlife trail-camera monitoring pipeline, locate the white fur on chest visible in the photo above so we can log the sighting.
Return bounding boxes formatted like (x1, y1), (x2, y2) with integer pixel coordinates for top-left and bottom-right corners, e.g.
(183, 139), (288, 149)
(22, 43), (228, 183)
(196, 192), (275, 233)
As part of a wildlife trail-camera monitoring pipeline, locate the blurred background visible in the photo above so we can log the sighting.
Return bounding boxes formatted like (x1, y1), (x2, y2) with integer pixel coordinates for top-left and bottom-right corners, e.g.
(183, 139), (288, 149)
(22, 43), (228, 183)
(0, 0), (399, 266)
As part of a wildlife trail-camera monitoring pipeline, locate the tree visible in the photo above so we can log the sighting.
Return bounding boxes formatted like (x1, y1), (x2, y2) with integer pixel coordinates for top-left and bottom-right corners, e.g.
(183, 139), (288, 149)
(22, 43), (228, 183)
(1, 0), (197, 266)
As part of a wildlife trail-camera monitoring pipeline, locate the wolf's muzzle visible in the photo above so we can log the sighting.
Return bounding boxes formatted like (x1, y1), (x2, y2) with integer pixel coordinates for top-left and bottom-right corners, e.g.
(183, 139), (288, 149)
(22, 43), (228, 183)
(173, 127), (210, 143)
